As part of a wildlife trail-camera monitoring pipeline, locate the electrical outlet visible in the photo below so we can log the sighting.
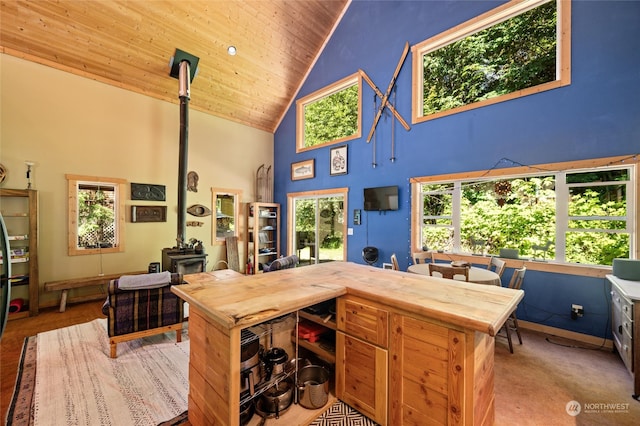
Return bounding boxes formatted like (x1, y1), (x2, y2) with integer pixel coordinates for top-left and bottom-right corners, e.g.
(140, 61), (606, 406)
(571, 304), (584, 319)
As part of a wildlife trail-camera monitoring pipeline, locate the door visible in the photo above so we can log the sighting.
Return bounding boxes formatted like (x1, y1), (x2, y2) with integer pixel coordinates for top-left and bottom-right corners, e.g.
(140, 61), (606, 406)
(290, 190), (347, 265)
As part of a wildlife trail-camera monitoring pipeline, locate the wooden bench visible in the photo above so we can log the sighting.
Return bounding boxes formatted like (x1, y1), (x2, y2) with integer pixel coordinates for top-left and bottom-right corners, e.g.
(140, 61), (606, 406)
(44, 271), (146, 312)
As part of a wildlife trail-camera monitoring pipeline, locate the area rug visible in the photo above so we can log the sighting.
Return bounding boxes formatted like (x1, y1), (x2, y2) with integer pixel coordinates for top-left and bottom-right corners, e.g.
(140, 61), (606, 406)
(6, 318), (189, 426)
(309, 400), (378, 426)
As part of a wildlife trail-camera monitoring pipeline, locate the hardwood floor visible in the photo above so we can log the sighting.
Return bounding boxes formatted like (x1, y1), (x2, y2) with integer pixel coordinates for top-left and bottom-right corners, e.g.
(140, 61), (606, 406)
(1, 301), (105, 419)
(3, 300), (639, 425)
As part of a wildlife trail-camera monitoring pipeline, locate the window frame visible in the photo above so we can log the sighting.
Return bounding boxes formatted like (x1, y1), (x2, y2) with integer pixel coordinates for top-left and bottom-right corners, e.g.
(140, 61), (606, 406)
(66, 174), (126, 256)
(287, 187), (349, 262)
(411, 0), (571, 124)
(410, 156), (638, 267)
(296, 72), (362, 153)
(211, 187), (242, 245)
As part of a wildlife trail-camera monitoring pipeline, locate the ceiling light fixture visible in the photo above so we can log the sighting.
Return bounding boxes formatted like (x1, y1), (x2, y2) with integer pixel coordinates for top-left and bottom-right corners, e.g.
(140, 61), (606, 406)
(227, 45), (237, 56)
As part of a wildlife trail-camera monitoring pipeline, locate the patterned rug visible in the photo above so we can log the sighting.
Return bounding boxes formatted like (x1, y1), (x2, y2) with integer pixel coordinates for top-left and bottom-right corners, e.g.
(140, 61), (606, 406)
(6, 319), (189, 426)
(309, 400), (379, 426)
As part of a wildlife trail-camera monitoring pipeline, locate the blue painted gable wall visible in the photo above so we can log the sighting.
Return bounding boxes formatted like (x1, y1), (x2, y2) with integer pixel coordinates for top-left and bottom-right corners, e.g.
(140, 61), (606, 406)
(274, 0), (640, 339)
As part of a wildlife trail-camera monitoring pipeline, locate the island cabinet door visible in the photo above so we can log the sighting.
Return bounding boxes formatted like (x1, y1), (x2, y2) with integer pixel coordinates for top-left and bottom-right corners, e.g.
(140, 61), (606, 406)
(336, 331), (388, 425)
(389, 313), (495, 426)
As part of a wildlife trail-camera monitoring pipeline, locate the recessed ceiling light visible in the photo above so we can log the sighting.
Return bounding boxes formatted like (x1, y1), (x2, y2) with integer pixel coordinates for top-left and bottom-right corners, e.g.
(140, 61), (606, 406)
(227, 46), (237, 56)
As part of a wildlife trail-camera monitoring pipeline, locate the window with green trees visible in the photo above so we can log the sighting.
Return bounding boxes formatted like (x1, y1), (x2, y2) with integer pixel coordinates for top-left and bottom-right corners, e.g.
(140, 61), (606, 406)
(296, 73), (361, 151)
(414, 163), (633, 266)
(67, 174), (125, 255)
(412, 0), (570, 123)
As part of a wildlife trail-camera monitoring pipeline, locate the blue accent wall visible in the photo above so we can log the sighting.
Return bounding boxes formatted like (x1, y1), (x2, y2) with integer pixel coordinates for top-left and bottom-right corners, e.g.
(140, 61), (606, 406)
(274, 0), (640, 338)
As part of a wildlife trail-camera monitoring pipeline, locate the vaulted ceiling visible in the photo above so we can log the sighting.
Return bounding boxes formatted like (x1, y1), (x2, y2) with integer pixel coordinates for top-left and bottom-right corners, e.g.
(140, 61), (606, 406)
(0, 0), (349, 133)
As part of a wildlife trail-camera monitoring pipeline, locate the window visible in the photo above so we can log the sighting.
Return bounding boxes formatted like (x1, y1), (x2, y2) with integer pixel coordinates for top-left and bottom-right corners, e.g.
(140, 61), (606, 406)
(296, 73), (362, 152)
(412, 0), (571, 123)
(288, 188), (348, 264)
(211, 187), (241, 243)
(67, 174), (125, 255)
(564, 169), (631, 264)
(411, 157), (636, 266)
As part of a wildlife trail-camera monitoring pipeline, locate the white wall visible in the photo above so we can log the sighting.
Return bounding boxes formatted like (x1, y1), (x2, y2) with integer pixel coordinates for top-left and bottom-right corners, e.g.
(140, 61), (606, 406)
(0, 54), (273, 306)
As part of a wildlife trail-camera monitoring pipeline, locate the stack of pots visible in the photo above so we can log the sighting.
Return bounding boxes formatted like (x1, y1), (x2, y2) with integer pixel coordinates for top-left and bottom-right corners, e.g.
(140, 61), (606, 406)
(257, 346), (293, 418)
(240, 330), (263, 396)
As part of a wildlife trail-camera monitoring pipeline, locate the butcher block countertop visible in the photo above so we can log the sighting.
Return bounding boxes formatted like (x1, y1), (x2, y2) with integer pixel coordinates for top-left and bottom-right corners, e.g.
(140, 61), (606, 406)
(173, 261), (523, 335)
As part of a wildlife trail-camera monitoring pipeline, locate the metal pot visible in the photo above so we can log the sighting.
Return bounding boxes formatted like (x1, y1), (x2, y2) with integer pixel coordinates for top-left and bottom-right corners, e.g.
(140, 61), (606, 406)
(297, 365), (330, 409)
(239, 392), (254, 425)
(284, 357), (311, 375)
(240, 362), (262, 396)
(262, 347), (288, 380)
(259, 378), (294, 419)
(240, 331), (263, 395)
(241, 330), (260, 366)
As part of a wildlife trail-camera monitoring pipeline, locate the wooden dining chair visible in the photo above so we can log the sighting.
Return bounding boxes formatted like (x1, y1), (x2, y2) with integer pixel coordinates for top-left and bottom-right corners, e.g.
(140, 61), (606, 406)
(390, 253), (400, 271)
(500, 266), (526, 353)
(412, 251), (434, 265)
(428, 263), (469, 281)
(487, 257), (507, 279)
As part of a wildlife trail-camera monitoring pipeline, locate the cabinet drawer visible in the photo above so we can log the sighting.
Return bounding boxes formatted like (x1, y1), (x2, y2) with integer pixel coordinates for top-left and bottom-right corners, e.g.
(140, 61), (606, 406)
(337, 297), (388, 348)
(611, 283), (634, 375)
(620, 327), (634, 373)
(621, 297), (634, 322)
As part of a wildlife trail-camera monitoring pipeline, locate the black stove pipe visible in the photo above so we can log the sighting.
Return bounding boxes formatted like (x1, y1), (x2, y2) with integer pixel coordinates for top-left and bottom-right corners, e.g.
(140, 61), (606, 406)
(176, 60), (190, 249)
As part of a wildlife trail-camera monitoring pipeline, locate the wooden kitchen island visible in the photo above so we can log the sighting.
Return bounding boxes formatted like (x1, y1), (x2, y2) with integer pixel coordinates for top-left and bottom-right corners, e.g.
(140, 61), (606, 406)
(172, 261), (523, 426)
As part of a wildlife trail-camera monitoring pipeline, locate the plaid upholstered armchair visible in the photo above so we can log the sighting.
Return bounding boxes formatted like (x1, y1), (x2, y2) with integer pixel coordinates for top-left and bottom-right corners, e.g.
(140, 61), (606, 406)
(102, 272), (185, 358)
(265, 254), (299, 272)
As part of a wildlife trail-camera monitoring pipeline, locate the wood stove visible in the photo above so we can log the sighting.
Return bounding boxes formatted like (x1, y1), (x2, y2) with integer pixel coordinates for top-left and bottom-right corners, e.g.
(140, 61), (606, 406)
(162, 248), (207, 274)
(162, 49), (206, 276)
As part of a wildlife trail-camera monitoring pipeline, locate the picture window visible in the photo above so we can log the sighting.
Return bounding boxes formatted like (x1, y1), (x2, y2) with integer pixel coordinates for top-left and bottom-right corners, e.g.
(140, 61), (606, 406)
(412, 0), (570, 123)
(296, 73), (362, 152)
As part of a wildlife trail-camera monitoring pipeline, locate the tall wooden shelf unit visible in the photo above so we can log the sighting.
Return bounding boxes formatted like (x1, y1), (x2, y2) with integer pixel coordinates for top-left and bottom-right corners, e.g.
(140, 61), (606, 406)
(246, 202), (280, 274)
(0, 188), (39, 318)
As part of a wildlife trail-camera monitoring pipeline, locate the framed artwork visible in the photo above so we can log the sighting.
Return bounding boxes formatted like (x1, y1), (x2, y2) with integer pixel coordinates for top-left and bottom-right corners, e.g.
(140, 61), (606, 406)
(131, 205), (167, 222)
(291, 159), (315, 181)
(131, 183), (166, 201)
(330, 145), (348, 176)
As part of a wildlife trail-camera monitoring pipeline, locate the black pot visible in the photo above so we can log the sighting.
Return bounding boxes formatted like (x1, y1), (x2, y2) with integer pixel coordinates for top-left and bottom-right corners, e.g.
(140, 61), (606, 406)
(239, 392), (254, 425)
(262, 347), (288, 380)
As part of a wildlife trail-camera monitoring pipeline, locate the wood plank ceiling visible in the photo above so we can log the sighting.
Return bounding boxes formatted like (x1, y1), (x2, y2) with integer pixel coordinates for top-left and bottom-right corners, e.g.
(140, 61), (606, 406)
(0, 0), (349, 133)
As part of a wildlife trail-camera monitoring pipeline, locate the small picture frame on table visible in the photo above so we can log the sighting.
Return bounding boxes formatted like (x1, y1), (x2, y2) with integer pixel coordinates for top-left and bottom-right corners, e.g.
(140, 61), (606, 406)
(330, 145), (347, 176)
(291, 159), (315, 181)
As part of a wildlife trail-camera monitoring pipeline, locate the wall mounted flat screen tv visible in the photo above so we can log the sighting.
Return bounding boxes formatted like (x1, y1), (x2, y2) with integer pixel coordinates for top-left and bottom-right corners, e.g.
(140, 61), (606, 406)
(364, 186), (399, 211)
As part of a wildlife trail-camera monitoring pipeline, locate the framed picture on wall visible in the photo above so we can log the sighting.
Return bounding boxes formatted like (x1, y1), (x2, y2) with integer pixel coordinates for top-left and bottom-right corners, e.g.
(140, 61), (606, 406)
(291, 159), (315, 181)
(330, 145), (348, 176)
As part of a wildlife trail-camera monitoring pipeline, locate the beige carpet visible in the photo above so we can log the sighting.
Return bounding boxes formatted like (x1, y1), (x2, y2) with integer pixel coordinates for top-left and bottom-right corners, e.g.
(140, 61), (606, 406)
(494, 328), (640, 425)
(32, 319), (189, 425)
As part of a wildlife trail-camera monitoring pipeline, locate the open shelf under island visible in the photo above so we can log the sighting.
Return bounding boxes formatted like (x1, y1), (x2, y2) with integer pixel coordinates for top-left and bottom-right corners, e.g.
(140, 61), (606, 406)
(172, 261), (523, 426)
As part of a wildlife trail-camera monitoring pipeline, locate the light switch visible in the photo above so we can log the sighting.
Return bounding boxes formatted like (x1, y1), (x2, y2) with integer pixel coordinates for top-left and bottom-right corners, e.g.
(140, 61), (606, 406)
(347, 228), (353, 235)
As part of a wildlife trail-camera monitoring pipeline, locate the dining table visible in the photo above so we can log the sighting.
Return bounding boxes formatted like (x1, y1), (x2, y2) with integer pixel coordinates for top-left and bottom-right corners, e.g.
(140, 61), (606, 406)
(407, 262), (502, 286)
